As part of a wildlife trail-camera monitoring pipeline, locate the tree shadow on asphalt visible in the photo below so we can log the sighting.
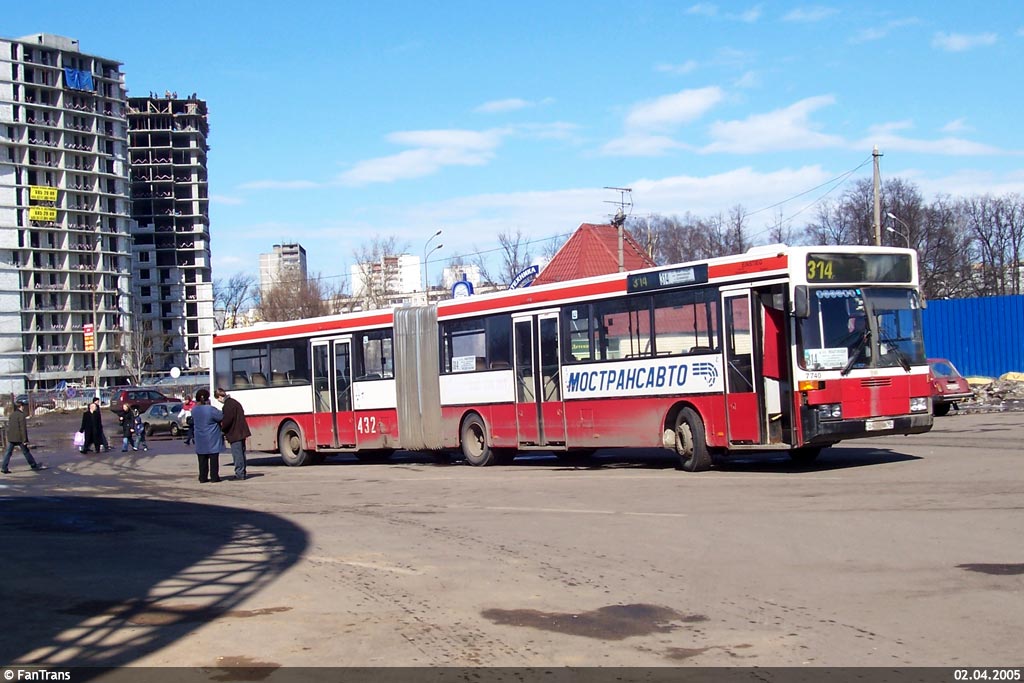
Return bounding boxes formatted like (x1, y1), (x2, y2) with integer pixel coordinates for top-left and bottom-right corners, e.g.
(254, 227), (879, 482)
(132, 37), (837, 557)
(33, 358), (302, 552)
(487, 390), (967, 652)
(0, 496), (307, 668)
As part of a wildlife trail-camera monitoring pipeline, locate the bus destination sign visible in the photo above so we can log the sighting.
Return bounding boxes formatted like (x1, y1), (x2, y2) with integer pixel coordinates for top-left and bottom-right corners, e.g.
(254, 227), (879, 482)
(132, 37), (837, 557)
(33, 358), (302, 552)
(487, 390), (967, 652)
(627, 264), (709, 293)
(806, 253), (912, 284)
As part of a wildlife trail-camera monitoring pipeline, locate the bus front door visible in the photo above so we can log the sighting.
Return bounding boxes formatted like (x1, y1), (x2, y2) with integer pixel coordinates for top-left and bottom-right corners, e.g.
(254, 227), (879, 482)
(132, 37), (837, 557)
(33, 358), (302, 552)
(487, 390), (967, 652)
(512, 311), (566, 447)
(721, 291), (762, 444)
(311, 337), (356, 448)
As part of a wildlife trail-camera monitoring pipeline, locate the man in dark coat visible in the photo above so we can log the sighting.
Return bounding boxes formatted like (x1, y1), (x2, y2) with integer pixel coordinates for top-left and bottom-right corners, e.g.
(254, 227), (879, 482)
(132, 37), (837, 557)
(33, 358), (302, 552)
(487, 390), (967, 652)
(3, 400), (44, 473)
(215, 387), (251, 480)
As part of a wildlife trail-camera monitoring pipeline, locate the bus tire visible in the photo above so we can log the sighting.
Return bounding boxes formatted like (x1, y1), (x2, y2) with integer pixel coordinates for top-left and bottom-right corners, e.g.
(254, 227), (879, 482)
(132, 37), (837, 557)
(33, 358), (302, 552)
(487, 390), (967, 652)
(674, 407), (712, 472)
(789, 446), (822, 464)
(278, 421), (311, 467)
(461, 414), (496, 466)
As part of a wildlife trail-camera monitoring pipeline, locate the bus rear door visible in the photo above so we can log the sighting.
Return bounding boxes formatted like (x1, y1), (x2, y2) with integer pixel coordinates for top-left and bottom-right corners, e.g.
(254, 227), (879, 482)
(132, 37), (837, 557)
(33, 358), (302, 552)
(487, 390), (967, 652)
(512, 310), (566, 447)
(311, 337), (356, 448)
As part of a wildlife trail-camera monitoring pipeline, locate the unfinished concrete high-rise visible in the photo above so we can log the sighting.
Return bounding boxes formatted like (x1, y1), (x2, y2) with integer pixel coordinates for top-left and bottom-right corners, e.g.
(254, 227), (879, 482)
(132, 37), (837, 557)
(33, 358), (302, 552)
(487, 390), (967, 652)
(126, 94), (213, 372)
(0, 34), (133, 394)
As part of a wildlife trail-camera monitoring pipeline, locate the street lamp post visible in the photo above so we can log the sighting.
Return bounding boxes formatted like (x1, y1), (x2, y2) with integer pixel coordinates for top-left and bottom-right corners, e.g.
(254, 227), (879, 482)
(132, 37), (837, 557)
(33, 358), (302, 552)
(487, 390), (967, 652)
(886, 212), (911, 248)
(423, 229), (442, 296)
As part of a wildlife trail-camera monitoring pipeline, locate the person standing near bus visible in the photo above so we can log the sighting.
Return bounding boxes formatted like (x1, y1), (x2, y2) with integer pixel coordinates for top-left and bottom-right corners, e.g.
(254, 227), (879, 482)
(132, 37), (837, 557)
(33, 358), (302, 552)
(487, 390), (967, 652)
(215, 387), (251, 481)
(79, 400), (106, 454)
(192, 388), (224, 483)
(2, 399), (45, 473)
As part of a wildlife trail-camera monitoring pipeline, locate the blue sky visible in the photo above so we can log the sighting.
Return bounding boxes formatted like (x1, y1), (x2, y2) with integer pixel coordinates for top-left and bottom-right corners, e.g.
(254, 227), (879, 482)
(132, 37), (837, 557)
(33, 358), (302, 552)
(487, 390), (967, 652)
(8, 1), (1023, 289)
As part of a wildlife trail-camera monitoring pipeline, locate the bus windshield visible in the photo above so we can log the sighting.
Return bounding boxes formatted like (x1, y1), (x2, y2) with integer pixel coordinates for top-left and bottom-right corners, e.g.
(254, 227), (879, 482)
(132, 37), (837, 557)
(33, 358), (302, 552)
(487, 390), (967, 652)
(798, 287), (926, 372)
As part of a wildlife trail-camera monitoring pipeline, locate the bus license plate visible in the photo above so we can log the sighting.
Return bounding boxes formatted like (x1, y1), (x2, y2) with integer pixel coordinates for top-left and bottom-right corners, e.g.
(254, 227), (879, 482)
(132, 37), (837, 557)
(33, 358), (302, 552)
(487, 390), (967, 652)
(866, 419), (894, 431)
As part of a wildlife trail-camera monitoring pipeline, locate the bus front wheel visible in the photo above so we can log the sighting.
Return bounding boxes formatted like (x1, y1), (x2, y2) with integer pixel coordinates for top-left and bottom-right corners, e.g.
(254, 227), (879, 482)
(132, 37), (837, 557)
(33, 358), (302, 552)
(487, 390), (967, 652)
(279, 421), (312, 467)
(461, 414), (496, 466)
(675, 407), (712, 472)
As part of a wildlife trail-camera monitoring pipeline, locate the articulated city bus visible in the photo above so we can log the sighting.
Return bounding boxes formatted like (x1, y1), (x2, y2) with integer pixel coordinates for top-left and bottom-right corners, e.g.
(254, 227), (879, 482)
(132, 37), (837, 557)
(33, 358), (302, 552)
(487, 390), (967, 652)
(212, 245), (933, 470)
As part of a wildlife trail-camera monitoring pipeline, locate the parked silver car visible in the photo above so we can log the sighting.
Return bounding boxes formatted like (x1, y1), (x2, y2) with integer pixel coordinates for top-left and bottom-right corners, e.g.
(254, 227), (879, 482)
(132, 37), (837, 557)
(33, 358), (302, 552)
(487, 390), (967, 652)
(139, 401), (186, 437)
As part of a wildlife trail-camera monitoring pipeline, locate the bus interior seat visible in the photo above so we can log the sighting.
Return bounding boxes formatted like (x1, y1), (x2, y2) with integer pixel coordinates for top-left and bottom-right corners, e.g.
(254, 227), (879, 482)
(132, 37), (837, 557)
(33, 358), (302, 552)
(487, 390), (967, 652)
(232, 371), (250, 388)
(271, 371), (288, 386)
(689, 345), (714, 354)
(251, 372), (269, 387)
(489, 361), (510, 370)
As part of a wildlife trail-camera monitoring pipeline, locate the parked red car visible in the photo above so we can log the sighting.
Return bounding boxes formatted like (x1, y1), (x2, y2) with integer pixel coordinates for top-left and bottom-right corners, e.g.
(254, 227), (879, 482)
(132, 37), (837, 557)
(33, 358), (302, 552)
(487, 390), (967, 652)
(928, 358), (973, 416)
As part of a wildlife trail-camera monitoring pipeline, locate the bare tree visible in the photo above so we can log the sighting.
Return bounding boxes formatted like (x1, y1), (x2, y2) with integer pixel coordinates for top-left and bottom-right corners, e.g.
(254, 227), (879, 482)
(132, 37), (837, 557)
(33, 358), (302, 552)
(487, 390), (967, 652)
(257, 272), (334, 322)
(352, 235), (408, 310)
(213, 272), (257, 330)
(472, 229), (533, 287)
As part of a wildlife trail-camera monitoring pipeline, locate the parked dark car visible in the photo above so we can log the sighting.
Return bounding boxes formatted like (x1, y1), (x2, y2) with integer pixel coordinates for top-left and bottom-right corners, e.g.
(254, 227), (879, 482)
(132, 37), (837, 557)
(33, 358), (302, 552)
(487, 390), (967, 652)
(928, 358), (973, 416)
(15, 393), (57, 410)
(139, 401), (186, 437)
(109, 388), (173, 415)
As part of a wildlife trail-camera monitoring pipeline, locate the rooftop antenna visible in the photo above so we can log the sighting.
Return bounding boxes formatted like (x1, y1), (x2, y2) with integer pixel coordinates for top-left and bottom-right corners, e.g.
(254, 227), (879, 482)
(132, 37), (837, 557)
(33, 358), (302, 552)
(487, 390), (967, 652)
(604, 186), (633, 272)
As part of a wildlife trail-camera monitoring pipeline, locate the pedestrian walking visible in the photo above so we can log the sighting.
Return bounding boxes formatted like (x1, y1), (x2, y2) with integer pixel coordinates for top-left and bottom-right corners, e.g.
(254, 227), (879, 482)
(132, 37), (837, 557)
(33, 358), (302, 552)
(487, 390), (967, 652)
(79, 400), (106, 453)
(215, 387), (251, 480)
(191, 388), (223, 483)
(2, 399), (45, 473)
(92, 397), (111, 451)
(132, 407), (149, 451)
(116, 401), (136, 451)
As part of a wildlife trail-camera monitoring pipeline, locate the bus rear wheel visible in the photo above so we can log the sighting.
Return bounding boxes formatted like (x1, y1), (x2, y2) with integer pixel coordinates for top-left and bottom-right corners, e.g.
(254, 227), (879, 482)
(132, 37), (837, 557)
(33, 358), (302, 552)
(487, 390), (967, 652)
(461, 414), (495, 466)
(675, 407), (712, 472)
(279, 420), (312, 467)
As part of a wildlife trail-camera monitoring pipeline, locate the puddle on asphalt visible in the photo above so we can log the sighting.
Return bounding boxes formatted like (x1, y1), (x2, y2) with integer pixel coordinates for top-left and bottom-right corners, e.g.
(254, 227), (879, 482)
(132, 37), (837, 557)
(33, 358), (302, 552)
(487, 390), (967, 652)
(480, 603), (705, 640)
(59, 600), (291, 624)
(211, 656), (280, 681)
(957, 563), (1024, 575)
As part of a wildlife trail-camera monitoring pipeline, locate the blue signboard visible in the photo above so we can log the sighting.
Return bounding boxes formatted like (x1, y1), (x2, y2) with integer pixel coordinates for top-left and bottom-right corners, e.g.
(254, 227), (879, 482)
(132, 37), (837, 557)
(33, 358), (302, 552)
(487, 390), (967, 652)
(509, 265), (540, 290)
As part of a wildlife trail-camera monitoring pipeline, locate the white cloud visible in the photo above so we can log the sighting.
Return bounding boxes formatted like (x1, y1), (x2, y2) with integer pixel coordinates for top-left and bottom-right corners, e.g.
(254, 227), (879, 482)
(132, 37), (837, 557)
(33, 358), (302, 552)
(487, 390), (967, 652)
(238, 179), (320, 190)
(703, 95), (844, 153)
(906, 169), (1024, 198)
(932, 31), (997, 52)
(849, 18), (918, 44)
(339, 129), (503, 186)
(941, 118), (972, 134)
(624, 86), (724, 133)
(731, 5), (763, 22)
(783, 6), (838, 22)
(655, 60), (699, 75)
(601, 134), (689, 157)
(858, 132), (1004, 156)
(210, 194), (244, 205)
(733, 70), (759, 88)
(686, 3), (718, 17)
(475, 98), (533, 114)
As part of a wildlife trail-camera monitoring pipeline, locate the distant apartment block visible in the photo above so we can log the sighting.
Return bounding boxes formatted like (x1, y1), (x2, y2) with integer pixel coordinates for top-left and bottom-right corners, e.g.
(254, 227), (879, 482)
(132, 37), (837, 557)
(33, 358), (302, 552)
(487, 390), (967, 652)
(0, 34), (133, 393)
(126, 94), (214, 372)
(259, 242), (307, 296)
(350, 253), (420, 305)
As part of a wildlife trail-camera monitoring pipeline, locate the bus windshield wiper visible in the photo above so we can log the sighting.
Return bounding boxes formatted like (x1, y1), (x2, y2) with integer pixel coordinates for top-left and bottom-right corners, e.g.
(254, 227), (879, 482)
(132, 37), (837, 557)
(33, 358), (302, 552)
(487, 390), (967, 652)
(840, 328), (870, 376)
(878, 332), (912, 373)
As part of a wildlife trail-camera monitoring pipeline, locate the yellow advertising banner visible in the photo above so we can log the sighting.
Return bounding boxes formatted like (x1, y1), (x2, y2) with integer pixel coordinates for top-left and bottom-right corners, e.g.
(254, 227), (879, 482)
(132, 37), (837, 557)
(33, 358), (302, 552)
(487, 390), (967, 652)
(28, 206), (58, 221)
(30, 185), (59, 202)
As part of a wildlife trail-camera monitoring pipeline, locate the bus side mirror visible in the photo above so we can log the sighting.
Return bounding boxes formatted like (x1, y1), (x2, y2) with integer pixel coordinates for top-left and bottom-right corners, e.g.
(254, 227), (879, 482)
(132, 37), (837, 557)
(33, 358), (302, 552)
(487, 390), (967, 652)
(793, 286), (810, 318)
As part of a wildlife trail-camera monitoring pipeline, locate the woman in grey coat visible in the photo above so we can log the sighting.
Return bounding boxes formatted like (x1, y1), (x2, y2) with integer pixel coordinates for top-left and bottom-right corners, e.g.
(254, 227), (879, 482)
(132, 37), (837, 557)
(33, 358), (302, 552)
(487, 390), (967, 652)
(190, 388), (224, 483)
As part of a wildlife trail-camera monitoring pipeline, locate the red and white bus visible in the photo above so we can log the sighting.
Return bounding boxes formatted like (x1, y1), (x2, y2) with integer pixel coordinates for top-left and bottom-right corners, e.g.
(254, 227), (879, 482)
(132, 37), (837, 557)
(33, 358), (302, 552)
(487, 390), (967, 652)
(212, 245), (933, 470)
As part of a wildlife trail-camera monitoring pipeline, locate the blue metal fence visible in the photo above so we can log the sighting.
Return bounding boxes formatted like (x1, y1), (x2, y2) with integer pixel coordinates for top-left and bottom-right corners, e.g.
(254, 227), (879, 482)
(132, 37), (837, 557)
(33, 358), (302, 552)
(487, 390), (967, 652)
(922, 295), (1024, 378)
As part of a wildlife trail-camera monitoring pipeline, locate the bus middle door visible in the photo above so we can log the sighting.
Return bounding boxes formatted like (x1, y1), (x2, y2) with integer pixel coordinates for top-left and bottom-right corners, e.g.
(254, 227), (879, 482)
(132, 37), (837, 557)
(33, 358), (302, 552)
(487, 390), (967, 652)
(721, 290), (763, 444)
(311, 337), (356, 448)
(512, 311), (566, 447)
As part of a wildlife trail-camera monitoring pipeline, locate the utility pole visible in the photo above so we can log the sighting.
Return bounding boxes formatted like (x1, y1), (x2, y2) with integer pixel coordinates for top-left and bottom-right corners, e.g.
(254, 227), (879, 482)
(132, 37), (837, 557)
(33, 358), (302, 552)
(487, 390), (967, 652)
(604, 187), (633, 272)
(872, 145), (882, 246)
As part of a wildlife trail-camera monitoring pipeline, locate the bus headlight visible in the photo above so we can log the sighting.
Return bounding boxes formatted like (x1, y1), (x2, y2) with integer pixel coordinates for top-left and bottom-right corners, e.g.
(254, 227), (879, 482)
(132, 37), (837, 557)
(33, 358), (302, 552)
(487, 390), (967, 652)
(815, 403), (842, 420)
(910, 397), (929, 413)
